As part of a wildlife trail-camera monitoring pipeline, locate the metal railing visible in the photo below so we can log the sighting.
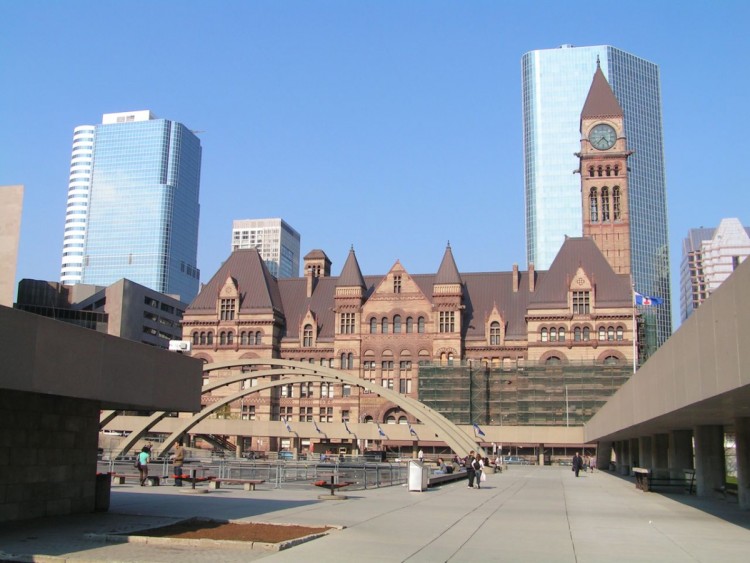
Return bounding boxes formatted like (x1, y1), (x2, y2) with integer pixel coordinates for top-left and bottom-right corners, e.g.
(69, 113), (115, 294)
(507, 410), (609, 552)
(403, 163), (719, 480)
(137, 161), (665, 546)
(97, 457), (409, 491)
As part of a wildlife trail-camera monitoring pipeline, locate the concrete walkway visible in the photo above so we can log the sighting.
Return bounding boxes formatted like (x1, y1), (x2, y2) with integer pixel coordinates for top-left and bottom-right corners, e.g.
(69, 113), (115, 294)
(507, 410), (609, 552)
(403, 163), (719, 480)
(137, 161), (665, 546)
(1, 466), (749, 562)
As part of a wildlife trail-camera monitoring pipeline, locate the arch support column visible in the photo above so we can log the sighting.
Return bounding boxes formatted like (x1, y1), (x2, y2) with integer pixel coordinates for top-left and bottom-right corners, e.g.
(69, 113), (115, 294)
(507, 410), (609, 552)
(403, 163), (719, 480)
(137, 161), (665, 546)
(694, 425), (725, 497)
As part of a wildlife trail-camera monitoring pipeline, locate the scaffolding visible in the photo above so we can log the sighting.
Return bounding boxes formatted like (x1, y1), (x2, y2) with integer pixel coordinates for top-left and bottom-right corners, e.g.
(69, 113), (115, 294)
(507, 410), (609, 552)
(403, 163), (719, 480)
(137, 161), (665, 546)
(418, 360), (631, 427)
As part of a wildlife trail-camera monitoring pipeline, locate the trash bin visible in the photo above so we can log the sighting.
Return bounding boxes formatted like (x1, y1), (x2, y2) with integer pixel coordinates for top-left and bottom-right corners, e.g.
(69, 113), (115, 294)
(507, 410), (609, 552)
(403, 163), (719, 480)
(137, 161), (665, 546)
(408, 460), (429, 492)
(94, 473), (111, 512)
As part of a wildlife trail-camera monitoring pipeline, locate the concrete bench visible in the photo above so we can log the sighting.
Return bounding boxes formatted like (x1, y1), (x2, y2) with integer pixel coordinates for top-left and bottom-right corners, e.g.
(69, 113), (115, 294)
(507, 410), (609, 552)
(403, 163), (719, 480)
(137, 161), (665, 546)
(208, 478), (265, 491)
(428, 470), (467, 487)
(111, 474), (160, 486)
(633, 468), (694, 494)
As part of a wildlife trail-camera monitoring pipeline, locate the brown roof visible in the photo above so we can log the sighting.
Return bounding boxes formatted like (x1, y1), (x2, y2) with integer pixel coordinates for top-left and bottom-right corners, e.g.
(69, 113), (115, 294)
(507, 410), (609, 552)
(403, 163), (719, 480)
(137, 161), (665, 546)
(188, 240), (632, 341)
(528, 237), (632, 309)
(435, 244), (462, 285)
(581, 63), (623, 120)
(337, 248), (366, 288)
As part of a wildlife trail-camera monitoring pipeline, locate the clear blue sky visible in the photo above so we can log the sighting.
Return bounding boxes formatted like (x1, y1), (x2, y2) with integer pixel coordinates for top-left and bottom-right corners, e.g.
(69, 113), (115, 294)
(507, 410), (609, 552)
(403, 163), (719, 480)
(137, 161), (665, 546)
(1, 1), (748, 329)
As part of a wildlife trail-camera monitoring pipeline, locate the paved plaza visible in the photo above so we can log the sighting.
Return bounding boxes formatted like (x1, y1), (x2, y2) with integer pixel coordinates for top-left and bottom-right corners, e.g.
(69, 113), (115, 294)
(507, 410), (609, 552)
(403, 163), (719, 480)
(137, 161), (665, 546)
(1, 466), (749, 562)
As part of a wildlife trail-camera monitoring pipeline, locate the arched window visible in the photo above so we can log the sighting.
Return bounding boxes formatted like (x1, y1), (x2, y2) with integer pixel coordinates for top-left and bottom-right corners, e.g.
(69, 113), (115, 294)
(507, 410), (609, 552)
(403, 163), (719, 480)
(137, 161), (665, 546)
(398, 416), (408, 425)
(347, 353), (353, 369)
(406, 317), (413, 333)
(601, 186), (610, 221)
(363, 416), (374, 423)
(546, 356), (562, 365)
(588, 166), (595, 177)
(607, 326), (615, 341)
(193, 332), (200, 345)
(541, 328), (548, 342)
(303, 324), (313, 347)
(219, 331), (227, 345)
(227, 332), (234, 345)
(255, 331), (262, 345)
(549, 327), (557, 342)
(447, 353), (454, 366)
(240, 331), (248, 345)
(341, 353), (349, 369)
(583, 327), (591, 341)
(206, 332), (213, 345)
(558, 327), (566, 342)
(614, 165), (620, 176)
(598, 327), (606, 341)
(393, 315), (402, 334)
(616, 326), (624, 341)
(597, 165), (603, 177)
(381, 317), (389, 334)
(199, 332), (206, 345)
(386, 415), (397, 424)
(490, 321), (501, 345)
(418, 317), (425, 334)
(604, 355), (620, 365)
(605, 165), (611, 177)
(370, 318), (377, 334)
(589, 187), (598, 222)
(574, 327), (581, 341)
(613, 186), (621, 220)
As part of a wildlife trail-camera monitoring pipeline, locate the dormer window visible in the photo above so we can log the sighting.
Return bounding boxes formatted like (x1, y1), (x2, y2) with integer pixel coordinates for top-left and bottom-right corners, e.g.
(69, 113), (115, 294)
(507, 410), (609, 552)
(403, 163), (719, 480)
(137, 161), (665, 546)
(220, 298), (236, 320)
(572, 291), (590, 314)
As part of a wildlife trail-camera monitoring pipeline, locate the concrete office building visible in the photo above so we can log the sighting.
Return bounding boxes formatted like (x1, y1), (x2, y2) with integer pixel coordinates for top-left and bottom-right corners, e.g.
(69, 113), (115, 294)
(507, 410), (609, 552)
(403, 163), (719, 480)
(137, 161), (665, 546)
(60, 110), (202, 303)
(15, 278), (186, 348)
(231, 218), (301, 278)
(522, 44), (672, 347)
(0, 185), (23, 307)
(680, 218), (750, 321)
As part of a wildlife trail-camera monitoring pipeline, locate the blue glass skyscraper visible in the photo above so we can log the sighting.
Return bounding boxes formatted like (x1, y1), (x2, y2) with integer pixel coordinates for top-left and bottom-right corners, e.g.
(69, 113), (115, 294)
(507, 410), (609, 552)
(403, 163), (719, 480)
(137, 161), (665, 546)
(74, 110), (201, 303)
(522, 45), (672, 347)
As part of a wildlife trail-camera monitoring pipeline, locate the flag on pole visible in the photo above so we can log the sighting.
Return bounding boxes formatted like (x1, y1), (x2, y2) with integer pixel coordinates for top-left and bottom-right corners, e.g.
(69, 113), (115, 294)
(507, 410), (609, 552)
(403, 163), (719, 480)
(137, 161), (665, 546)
(313, 420), (323, 434)
(634, 292), (663, 306)
(282, 416), (292, 433)
(377, 424), (386, 437)
(408, 423), (418, 437)
(344, 420), (352, 435)
(473, 423), (486, 437)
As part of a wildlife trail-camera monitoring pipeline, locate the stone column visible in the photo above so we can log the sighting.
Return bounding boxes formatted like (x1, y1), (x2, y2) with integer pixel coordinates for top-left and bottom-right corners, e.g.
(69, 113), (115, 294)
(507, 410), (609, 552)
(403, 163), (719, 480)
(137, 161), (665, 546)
(735, 417), (750, 510)
(652, 433), (669, 475)
(596, 441), (613, 471)
(619, 440), (631, 475)
(668, 429), (693, 473)
(235, 436), (243, 459)
(638, 436), (653, 469)
(694, 425), (725, 497)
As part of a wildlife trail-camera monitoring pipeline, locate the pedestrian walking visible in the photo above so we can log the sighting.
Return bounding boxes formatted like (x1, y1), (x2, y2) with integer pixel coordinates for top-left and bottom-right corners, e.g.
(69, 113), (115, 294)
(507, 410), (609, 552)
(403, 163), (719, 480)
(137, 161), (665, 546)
(137, 446), (150, 486)
(465, 450), (476, 488)
(572, 451), (583, 477)
(472, 453), (484, 488)
(590, 455), (596, 473)
(172, 440), (185, 486)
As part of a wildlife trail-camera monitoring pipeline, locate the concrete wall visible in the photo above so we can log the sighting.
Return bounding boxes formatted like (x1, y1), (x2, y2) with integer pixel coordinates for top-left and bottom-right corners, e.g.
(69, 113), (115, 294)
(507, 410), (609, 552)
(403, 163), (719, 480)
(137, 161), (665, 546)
(0, 389), (99, 522)
(0, 185), (23, 307)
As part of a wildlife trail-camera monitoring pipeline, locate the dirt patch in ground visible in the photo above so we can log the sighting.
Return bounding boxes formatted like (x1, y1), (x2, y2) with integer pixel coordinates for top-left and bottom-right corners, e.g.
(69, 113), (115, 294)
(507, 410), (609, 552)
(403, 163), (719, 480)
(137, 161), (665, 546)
(135, 520), (331, 543)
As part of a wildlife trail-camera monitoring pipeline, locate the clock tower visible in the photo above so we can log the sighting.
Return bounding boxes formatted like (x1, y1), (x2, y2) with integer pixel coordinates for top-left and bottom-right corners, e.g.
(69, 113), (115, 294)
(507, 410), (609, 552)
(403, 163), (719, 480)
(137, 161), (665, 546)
(578, 60), (632, 276)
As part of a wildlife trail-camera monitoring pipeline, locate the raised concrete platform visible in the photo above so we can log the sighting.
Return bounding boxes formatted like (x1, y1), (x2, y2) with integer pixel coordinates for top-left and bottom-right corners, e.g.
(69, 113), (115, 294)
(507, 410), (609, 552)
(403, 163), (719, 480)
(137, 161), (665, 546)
(0, 466), (749, 562)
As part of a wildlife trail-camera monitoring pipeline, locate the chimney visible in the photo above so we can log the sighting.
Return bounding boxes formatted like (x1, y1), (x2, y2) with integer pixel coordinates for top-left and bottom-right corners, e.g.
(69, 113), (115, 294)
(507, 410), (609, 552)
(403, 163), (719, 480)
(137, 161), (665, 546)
(306, 265), (318, 298)
(528, 263), (535, 292)
(512, 264), (519, 293)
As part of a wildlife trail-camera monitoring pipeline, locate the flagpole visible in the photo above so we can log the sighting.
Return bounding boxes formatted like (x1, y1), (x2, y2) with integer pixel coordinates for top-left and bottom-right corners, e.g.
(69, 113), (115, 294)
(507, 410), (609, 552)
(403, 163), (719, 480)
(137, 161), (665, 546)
(631, 277), (637, 374)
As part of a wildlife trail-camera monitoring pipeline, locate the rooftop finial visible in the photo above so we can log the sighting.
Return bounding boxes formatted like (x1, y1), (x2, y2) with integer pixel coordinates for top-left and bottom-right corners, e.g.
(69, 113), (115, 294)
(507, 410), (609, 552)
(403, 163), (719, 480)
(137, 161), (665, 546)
(596, 55), (600, 68)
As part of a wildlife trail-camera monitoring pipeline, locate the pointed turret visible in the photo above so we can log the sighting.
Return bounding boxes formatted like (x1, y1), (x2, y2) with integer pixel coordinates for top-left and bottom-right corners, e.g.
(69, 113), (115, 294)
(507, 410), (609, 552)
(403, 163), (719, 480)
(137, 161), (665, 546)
(337, 247), (366, 289)
(581, 61), (623, 122)
(435, 243), (462, 285)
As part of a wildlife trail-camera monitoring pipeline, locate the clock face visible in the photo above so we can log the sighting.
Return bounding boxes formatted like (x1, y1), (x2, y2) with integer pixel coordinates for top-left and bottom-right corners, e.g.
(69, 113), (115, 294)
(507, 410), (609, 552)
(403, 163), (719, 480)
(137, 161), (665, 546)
(589, 124), (616, 150)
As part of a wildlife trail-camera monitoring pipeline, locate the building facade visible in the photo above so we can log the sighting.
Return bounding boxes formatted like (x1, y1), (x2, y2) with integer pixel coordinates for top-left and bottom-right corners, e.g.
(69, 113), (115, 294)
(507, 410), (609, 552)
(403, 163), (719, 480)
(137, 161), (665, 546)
(231, 218), (301, 278)
(522, 44), (672, 346)
(61, 110), (202, 303)
(181, 239), (635, 454)
(0, 185), (24, 307)
(16, 278), (186, 348)
(680, 218), (750, 321)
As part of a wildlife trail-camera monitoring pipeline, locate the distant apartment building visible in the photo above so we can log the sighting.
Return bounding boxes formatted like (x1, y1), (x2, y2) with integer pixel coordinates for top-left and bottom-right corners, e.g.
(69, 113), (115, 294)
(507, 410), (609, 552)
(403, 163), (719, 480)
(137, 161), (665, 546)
(60, 110), (202, 303)
(680, 218), (750, 321)
(231, 218), (301, 278)
(15, 278), (186, 348)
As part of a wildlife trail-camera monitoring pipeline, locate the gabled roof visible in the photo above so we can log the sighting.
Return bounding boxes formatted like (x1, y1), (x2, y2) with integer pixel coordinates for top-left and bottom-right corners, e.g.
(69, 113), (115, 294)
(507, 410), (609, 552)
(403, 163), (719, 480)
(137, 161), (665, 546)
(337, 247), (366, 288)
(528, 237), (631, 309)
(188, 249), (284, 314)
(435, 244), (462, 285)
(581, 62), (623, 121)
